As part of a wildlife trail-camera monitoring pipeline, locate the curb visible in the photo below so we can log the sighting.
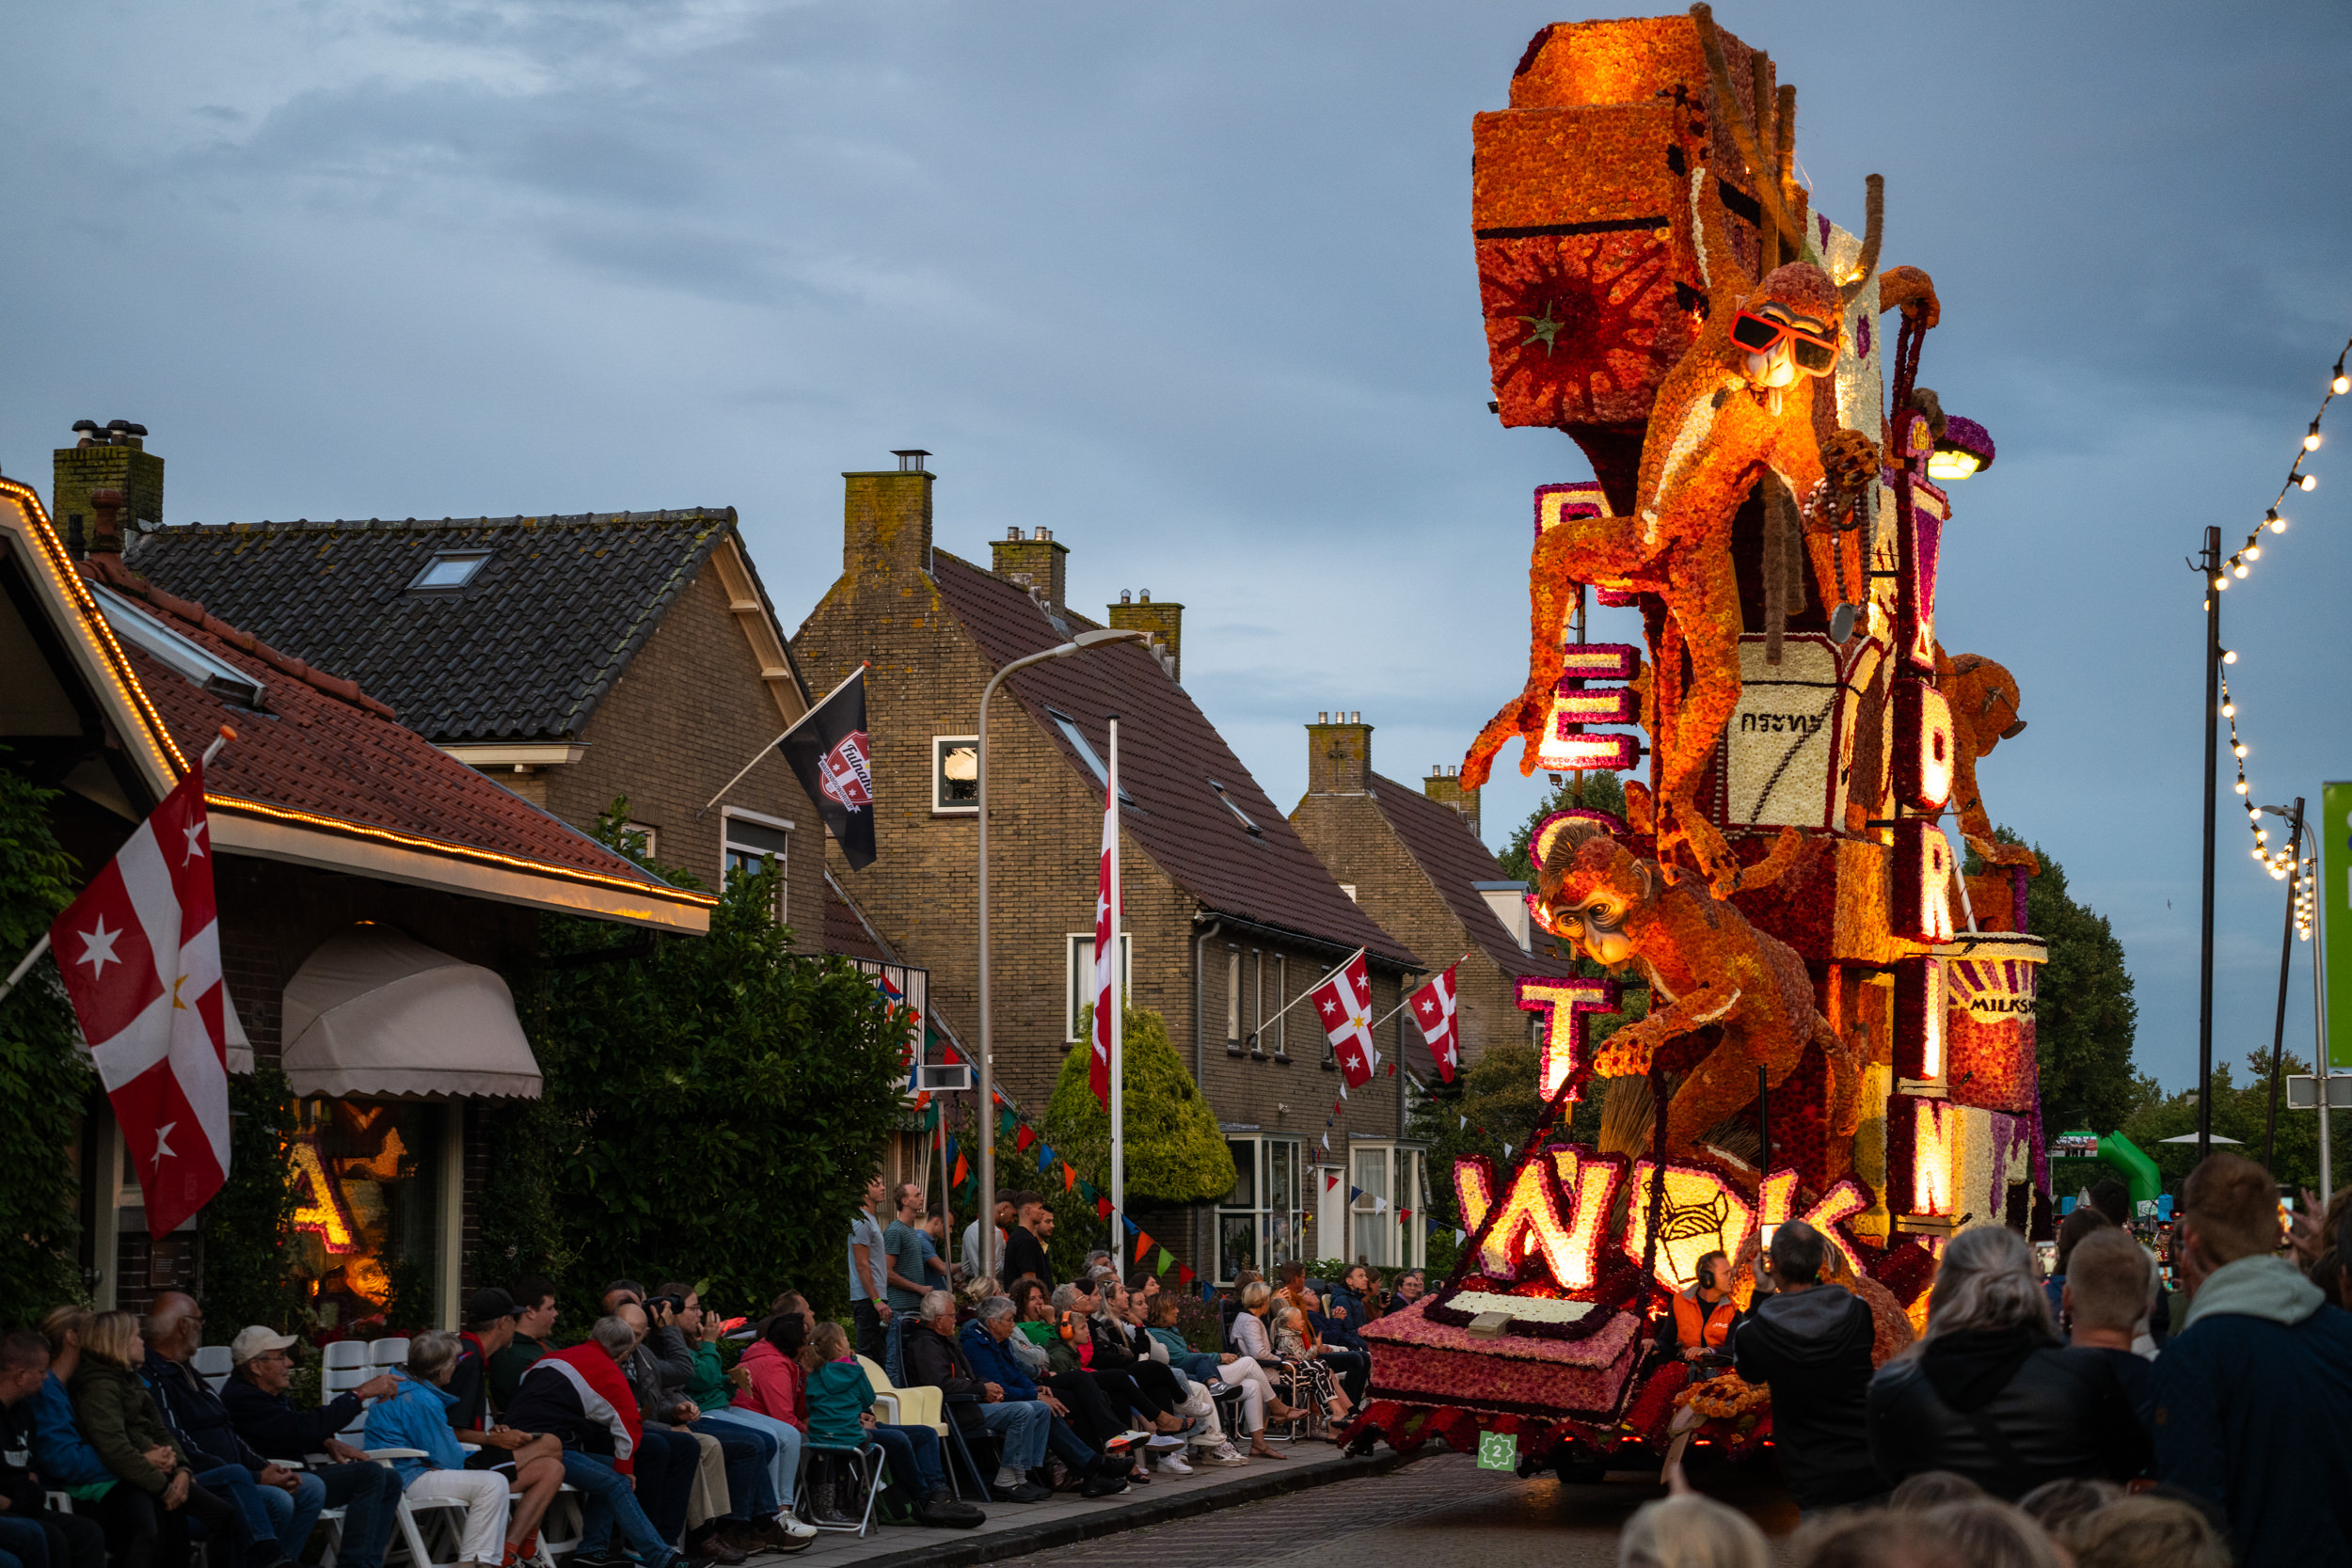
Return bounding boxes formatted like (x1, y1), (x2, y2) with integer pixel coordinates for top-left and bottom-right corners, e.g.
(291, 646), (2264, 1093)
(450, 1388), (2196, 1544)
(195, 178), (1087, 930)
(797, 1448), (1421, 1568)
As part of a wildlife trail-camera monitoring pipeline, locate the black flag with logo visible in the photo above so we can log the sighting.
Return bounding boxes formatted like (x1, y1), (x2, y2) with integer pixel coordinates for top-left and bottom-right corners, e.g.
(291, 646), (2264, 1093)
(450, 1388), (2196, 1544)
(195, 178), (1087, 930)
(779, 666), (876, 869)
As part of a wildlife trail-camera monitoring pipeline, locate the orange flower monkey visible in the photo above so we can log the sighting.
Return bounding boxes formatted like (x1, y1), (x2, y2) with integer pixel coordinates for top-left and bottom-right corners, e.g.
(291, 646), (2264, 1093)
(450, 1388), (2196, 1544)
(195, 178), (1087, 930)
(1466, 7), (1941, 895)
(1937, 648), (2039, 874)
(1533, 819), (1866, 1173)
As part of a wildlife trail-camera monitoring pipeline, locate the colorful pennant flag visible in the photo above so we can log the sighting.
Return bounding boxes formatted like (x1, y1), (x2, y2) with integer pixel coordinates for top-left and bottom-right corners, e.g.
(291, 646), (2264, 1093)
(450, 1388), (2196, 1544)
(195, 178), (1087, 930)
(1134, 1230), (1154, 1264)
(1155, 1246), (1175, 1276)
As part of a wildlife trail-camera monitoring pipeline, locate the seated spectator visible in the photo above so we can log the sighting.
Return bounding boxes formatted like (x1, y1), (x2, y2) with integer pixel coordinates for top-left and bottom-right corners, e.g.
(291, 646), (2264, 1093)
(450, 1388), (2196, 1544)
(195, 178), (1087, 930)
(69, 1309), (251, 1568)
(1271, 1306), (1356, 1433)
(2064, 1495), (2230, 1568)
(502, 1317), (686, 1568)
(0, 1328), (106, 1568)
(1276, 1261), (1368, 1407)
(2152, 1149), (2352, 1562)
(800, 1322), (981, 1528)
(216, 1326), (405, 1568)
(1322, 1265), (1375, 1361)
(1867, 1226), (2144, 1497)
(1083, 1281), (1193, 1469)
(1145, 1295), (1296, 1458)
(2060, 1227), (2157, 1420)
(138, 1296), (300, 1567)
(1731, 1220), (1882, 1515)
(675, 1291), (814, 1550)
(1007, 1277), (1050, 1328)
(958, 1295), (1132, 1497)
(1389, 1271), (1425, 1313)
(487, 1278), (558, 1411)
(1233, 1286), (1346, 1439)
(606, 1297), (762, 1563)
(902, 1290), (1053, 1501)
(1108, 1285), (1237, 1470)
(1615, 1493), (1769, 1568)
(361, 1331), (525, 1568)
(30, 1308), (132, 1514)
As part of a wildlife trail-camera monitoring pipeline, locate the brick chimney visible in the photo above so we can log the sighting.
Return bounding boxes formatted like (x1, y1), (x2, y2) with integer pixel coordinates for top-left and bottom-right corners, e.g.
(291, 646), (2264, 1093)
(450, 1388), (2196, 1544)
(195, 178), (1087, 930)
(1106, 588), (1184, 680)
(1306, 711), (1372, 796)
(989, 526), (1067, 614)
(1423, 763), (1481, 837)
(55, 420), (163, 560)
(843, 451), (933, 583)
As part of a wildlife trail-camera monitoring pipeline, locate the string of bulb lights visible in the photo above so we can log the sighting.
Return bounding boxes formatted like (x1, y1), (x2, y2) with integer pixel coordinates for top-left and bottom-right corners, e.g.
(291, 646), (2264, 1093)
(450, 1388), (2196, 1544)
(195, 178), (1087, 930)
(2201, 334), (2350, 922)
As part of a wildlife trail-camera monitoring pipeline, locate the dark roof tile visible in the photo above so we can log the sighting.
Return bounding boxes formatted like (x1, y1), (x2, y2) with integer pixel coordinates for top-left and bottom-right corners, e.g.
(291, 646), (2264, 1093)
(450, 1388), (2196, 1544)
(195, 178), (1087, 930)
(1366, 772), (1574, 978)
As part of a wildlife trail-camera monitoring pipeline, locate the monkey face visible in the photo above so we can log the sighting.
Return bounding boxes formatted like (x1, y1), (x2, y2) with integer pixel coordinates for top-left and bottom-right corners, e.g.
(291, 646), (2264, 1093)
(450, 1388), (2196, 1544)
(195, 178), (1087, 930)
(1534, 842), (1652, 970)
(1733, 303), (1837, 388)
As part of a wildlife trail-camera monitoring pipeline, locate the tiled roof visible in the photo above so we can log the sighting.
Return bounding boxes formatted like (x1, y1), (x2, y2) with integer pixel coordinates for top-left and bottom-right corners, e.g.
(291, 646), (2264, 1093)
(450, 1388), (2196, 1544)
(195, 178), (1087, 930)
(929, 552), (1417, 968)
(123, 510), (738, 742)
(79, 554), (698, 902)
(1367, 772), (1575, 979)
(822, 871), (894, 964)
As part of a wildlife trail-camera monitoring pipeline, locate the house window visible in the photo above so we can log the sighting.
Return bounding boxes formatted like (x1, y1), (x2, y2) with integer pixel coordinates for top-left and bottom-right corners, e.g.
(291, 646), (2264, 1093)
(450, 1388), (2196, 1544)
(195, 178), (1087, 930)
(1208, 780), (1262, 837)
(721, 809), (793, 920)
(932, 736), (978, 814)
(1066, 933), (1133, 1041)
(1273, 957), (1287, 1057)
(1225, 949), (1242, 1046)
(1217, 1135), (1306, 1284)
(1249, 950), (1263, 1056)
(620, 821), (658, 861)
(407, 551), (490, 592)
(1341, 1144), (1427, 1270)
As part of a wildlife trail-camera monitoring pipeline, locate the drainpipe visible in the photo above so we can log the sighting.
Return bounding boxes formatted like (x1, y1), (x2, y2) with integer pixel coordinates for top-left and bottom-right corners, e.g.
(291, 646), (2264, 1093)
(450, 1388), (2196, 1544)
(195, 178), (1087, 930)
(1193, 915), (1222, 1278)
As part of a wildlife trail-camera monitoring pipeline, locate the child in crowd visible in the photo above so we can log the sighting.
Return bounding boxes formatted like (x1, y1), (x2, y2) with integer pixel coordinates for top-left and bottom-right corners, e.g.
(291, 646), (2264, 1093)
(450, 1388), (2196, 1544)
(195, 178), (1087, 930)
(799, 1323), (979, 1529)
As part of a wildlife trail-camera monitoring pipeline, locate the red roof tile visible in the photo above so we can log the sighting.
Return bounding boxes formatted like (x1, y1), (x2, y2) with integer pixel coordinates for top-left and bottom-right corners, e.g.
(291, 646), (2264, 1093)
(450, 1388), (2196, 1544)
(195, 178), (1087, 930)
(930, 552), (1416, 968)
(1366, 772), (1575, 979)
(78, 558), (703, 904)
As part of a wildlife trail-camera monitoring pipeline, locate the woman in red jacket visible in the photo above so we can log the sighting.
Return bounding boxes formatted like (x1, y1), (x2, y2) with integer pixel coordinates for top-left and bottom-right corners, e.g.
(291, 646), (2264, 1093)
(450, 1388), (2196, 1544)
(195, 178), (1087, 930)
(734, 1316), (810, 1433)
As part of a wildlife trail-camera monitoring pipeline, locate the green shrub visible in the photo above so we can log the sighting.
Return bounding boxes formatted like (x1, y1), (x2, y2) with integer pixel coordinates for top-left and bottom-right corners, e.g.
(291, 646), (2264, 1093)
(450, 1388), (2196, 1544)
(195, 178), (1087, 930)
(0, 759), (89, 1324)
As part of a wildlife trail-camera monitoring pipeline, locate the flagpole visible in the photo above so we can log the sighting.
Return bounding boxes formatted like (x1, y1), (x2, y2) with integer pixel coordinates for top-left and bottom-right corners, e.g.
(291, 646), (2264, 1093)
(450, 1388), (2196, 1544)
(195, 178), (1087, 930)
(1366, 954), (1469, 1033)
(1107, 715), (1124, 1227)
(0, 725), (235, 1008)
(1253, 945), (1368, 1035)
(694, 663), (866, 819)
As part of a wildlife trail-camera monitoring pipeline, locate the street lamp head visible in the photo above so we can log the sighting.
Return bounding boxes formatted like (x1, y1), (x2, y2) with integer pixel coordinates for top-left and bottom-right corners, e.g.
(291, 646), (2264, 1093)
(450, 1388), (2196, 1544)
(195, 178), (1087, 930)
(1065, 628), (1152, 653)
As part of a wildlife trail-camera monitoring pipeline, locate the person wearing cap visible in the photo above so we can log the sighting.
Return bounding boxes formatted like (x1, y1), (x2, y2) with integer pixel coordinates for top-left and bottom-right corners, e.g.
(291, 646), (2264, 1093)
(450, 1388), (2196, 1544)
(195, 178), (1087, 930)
(219, 1325), (407, 1568)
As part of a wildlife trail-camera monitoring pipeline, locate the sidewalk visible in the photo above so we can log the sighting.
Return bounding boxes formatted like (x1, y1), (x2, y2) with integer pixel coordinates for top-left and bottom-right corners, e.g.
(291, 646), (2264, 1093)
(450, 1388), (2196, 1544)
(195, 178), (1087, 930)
(741, 1443), (1421, 1568)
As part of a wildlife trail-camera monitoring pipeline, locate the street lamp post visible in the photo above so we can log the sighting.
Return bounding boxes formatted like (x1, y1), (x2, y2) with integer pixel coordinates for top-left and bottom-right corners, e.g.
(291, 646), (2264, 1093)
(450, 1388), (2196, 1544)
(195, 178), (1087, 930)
(976, 627), (1148, 1285)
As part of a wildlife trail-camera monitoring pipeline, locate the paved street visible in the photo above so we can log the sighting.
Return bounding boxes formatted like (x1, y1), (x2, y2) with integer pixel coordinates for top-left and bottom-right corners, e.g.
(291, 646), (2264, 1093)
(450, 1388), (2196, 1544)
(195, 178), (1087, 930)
(936, 1449), (1799, 1568)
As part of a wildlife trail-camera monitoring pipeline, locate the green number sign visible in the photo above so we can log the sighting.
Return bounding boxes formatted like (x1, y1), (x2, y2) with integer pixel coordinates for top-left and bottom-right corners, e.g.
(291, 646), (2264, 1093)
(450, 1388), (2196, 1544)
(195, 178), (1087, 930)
(1476, 1430), (1518, 1471)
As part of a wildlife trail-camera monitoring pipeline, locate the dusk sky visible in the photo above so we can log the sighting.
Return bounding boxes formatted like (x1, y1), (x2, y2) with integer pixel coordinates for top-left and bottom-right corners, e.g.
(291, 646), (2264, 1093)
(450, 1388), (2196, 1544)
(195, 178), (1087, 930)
(6, 1), (2348, 1093)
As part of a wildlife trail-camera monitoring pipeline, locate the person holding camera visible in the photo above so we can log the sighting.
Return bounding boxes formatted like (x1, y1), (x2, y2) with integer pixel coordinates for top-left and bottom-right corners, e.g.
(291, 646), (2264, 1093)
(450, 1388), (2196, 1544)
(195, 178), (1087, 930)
(602, 1294), (775, 1562)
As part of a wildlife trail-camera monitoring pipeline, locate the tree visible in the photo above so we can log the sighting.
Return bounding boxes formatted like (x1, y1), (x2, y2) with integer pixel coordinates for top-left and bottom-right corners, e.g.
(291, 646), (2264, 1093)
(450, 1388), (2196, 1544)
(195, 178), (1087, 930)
(0, 759), (89, 1323)
(1971, 828), (2141, 1135)
(505, 801), (912, 1320)
(2122, 1052), (2322, 1196)
(1496, 771), (1627, 884)
(1040, 1005), (1236, 1280)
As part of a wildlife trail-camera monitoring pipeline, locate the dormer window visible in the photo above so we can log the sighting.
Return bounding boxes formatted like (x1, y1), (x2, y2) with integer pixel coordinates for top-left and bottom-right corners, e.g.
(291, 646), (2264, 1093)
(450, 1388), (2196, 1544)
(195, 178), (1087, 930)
(408, 551), (490, 592)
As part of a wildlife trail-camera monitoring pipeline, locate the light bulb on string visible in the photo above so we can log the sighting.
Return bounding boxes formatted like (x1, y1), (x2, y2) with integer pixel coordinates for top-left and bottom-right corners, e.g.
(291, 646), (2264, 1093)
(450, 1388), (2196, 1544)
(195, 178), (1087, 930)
(2247, 545), (2262, 561)
(2307, 424), (2324, 451)
(2336, 371), (2349, 395)
(2270, 512), (2288, 532)
(2222, 649), (2238, 664)
(2300, 473), (2318, 492)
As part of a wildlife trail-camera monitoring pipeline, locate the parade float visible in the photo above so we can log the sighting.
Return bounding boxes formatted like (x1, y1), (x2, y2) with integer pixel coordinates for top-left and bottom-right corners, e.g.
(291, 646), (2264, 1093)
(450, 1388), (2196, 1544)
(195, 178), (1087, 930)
(1350, 7), (2053, 1480)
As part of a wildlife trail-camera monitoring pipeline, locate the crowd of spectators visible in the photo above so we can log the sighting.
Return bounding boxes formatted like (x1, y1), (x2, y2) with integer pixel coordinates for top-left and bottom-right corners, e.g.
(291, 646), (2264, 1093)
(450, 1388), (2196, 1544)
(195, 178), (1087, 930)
(1669, 1149), (2352, 1563)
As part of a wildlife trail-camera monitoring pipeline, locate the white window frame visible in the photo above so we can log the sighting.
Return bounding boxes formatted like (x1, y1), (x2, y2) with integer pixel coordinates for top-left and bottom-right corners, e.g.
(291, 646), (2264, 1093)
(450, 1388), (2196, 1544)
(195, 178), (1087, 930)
(1065, 932), (1134, 1042)
(931, 735), (978, 815)
(406, 550), (491, 592)
(721, 806), (795, 921)
(1327, 1141), (1427, 1270)
(620, 821), (659, 861)
(1216, 1134), (1308, 1285)
(1225, 948), (1242, 1043)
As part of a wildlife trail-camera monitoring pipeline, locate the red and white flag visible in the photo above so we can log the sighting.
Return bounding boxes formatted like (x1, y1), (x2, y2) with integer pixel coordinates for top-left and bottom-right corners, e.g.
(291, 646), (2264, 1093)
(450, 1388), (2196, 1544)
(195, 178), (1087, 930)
(1310, 950), (1377, 1088)
(1089, 759), (1120, 1112)
(1409, 963), (1461, 1082)
(51, 764), (231, 1237)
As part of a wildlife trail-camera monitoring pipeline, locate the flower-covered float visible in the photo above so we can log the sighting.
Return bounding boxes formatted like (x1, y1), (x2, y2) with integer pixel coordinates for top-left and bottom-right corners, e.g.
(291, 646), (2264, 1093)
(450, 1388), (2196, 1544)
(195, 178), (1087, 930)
(1348, 7), (2053, 1481)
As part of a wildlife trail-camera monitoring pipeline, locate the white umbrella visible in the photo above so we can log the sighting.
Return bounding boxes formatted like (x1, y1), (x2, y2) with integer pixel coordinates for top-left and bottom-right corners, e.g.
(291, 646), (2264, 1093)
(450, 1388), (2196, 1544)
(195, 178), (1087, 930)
(2156, 1132), (2243, 1145)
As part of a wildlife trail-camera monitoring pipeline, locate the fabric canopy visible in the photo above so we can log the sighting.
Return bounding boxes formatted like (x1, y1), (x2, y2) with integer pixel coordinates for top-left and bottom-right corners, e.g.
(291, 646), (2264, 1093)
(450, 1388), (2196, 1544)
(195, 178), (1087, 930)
(281, 925), (542, 1101)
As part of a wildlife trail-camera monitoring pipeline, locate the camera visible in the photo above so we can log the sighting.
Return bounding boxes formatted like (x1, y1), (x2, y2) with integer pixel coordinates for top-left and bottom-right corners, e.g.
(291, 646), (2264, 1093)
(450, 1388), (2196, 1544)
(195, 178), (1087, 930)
(644, 1293), (686, 1316)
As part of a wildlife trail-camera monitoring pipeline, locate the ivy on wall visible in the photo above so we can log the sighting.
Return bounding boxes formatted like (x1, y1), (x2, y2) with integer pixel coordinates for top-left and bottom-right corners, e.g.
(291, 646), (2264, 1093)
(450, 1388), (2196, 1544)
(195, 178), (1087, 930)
(198, 1065), (302, 1332)
(0, 758), (90, 1324)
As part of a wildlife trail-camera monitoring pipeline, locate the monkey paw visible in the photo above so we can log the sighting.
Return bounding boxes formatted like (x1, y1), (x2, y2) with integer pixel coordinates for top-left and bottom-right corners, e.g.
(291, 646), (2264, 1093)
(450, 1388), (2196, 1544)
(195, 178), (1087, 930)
(1462, 678), (1553, 790)
(1594, 1023), (1659, 1078)
(1821, 429), (1881, 495)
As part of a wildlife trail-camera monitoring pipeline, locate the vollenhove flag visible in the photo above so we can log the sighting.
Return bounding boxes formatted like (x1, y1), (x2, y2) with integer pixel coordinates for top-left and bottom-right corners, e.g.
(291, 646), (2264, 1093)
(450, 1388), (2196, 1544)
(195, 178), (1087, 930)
(777, 666), (876, 869)
(50, 763), (230, 1237)
(1309, 951), (1377, 1088)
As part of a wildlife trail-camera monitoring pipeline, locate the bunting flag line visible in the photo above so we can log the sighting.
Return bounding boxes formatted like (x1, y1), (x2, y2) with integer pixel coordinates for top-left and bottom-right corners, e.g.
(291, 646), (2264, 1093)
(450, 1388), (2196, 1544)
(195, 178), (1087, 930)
(1063, 1162), (1078, 1192)
(1154, 1246), (1176, 1276)
(1096, 1196), (1114, 1220)
(1134, 1230), (1154, 1264)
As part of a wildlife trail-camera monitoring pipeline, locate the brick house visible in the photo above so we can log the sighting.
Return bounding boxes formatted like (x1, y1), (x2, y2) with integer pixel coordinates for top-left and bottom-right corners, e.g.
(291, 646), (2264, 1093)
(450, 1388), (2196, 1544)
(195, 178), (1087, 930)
(2, 475), (709, 1323)
(1289, 721), (1578, 1090)
(789, 457), (1431, 1281)
(123, 486), (825, 935)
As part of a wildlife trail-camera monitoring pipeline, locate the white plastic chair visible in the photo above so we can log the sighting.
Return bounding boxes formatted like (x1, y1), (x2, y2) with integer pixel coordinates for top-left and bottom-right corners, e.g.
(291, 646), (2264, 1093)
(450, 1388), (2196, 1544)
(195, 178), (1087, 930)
(194, 1344), (234, 1394)
(326, 1450), (474, 1568)
(323, 1340), (375, 1444)
(369, 1338), (411, 1373)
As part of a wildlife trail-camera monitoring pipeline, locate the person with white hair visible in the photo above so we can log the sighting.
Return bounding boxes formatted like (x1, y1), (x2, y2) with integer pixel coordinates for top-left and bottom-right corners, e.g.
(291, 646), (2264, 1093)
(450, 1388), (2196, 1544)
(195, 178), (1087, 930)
(1867, 1226), (2144, 1497)
(361, 1332), (513, 1568)
(1617, 1494), (1770, 1568)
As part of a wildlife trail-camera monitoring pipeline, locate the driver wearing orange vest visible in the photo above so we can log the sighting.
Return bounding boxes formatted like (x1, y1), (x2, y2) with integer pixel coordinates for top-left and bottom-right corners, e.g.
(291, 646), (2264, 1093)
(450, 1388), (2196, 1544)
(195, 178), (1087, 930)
(1667, 1252), (1741, 1359)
